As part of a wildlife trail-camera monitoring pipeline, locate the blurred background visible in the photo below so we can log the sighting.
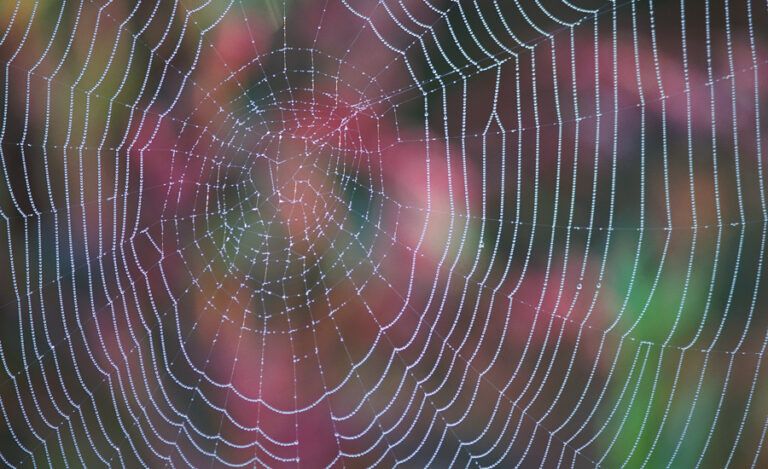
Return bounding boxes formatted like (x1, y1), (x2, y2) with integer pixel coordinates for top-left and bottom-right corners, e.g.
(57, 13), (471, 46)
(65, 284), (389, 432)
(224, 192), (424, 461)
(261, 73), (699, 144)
(0, 0), (767, 466)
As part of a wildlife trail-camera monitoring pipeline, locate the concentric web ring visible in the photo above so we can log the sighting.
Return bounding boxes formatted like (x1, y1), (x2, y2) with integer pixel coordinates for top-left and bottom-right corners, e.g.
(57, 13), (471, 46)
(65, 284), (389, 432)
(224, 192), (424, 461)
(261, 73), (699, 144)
(1, 0), (767, 467)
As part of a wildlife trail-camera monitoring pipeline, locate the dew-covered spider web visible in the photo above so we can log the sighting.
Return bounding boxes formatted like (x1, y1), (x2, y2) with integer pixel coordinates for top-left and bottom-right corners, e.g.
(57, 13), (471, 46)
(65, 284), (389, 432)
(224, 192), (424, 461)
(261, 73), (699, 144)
(0, 0), (767, 467)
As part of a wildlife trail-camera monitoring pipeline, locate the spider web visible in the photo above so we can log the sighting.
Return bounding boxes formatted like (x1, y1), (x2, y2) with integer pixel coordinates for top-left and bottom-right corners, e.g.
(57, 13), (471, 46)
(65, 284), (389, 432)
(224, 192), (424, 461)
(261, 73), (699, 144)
(0, 0), (767, 467)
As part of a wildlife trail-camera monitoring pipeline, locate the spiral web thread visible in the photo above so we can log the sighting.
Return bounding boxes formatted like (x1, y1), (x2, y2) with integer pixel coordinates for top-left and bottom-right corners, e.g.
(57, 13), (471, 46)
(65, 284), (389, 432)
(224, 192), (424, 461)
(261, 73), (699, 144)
(0, 0), (767, 467)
